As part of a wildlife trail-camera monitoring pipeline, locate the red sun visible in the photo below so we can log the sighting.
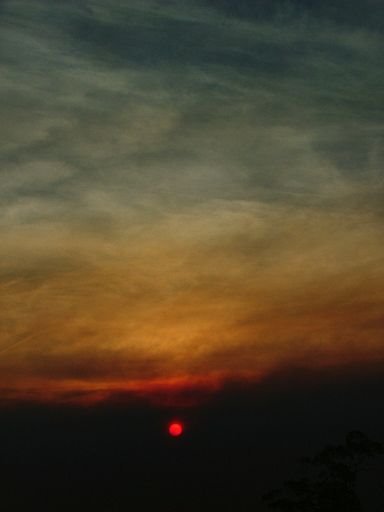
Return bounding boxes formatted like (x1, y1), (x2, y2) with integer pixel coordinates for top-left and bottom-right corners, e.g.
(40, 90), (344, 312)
(168, 422), (183, 437)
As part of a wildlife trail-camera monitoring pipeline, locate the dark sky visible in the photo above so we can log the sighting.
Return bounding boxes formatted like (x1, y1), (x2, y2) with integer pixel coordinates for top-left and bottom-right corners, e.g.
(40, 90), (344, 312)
(0, 1), (383, 509)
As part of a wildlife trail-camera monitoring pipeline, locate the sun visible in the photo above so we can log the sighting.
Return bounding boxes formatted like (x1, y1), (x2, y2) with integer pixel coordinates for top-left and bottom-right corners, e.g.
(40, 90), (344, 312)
(168, 421), (183, 437)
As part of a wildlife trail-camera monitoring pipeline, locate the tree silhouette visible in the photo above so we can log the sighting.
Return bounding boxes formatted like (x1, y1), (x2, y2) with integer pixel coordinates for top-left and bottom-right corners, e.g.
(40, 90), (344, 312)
(262, 431), (383, 511)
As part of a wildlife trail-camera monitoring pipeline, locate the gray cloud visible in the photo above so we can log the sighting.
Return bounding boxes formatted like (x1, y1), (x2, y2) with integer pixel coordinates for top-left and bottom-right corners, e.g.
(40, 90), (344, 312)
(0, 8), (380, 198)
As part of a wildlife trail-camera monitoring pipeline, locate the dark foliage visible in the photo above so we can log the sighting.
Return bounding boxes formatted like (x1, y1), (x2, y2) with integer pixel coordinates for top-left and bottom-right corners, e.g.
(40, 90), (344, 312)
(262, 431), (383, 511)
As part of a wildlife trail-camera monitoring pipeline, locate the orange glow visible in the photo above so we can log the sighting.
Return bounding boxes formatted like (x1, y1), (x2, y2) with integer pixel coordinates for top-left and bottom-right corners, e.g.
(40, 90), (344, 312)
(0, 372), (240, 406)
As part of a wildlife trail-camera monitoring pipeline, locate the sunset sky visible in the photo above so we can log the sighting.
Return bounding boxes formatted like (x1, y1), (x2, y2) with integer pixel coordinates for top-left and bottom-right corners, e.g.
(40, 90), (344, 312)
(1, 0), (383, 404)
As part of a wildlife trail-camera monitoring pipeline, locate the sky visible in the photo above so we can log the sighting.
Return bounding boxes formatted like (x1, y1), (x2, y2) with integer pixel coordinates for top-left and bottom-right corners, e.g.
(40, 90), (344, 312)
(0, 0), (384, 405)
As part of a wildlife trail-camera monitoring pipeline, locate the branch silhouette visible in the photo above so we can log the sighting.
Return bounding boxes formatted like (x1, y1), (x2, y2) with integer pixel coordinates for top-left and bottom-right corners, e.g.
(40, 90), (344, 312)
(262, 431), (383, 511)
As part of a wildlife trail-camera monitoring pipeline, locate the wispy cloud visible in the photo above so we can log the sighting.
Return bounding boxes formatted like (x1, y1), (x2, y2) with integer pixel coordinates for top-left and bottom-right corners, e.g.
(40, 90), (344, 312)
(0, 0), (383, 401)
